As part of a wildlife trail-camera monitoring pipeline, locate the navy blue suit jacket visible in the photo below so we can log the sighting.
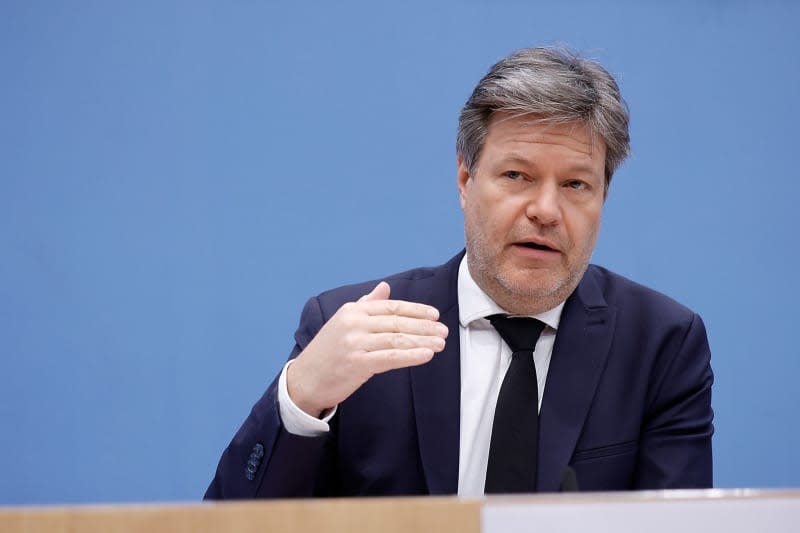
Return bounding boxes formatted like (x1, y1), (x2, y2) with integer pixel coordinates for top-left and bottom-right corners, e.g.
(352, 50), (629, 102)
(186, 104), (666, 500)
(205, 252), (713, 498)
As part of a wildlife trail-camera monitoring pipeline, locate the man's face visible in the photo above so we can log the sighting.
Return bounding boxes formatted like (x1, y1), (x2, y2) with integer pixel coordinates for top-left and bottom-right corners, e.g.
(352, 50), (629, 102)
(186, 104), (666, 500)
(457, 113), (606, 315)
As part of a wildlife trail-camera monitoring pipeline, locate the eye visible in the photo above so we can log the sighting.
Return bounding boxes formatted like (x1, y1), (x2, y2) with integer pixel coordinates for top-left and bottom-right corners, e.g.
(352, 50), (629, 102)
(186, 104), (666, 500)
(566, 180), (587, 190)
(503, 170), (522, 180)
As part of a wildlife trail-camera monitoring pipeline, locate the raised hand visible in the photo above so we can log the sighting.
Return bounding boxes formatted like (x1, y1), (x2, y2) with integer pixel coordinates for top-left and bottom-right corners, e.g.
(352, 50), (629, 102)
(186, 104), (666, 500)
(286, 281), (448, 417)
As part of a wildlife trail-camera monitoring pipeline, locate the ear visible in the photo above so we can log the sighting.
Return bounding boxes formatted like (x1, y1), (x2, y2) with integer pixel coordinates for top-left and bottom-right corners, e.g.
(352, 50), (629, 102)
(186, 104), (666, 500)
(456, 154), (471, 210)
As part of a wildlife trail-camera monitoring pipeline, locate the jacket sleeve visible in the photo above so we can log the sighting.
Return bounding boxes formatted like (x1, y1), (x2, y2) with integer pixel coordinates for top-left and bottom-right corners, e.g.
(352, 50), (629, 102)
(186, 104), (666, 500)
(634, 312), (714, 489)
(204, 296), (336, 499)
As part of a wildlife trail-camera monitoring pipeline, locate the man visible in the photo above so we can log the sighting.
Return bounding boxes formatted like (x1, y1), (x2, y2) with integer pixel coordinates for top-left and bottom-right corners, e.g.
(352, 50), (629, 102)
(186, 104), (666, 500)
(205, 47), (714, 499)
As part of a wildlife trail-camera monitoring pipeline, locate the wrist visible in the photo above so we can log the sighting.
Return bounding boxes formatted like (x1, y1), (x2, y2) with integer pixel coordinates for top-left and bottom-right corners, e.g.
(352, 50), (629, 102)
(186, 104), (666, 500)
(286, 360), (326, 418)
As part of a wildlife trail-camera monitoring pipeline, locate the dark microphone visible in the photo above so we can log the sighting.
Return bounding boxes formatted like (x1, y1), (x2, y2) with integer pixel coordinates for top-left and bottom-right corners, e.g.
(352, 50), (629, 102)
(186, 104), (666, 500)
(560, 466), (579, 492)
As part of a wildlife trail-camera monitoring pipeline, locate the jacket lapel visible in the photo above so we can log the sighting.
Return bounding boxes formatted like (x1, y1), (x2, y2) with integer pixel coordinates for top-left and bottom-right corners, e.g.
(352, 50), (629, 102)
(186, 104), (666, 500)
(537, 266), (616, 491)
(409, 252), (463, 494)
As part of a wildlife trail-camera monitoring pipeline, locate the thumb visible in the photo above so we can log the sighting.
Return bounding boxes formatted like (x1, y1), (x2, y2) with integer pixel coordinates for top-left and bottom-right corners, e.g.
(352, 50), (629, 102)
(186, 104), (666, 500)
(358, 281), (390, 302)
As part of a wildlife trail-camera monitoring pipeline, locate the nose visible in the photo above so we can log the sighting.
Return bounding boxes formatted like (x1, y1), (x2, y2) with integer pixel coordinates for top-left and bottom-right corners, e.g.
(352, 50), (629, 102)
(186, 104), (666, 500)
(525, 182), (561, 225)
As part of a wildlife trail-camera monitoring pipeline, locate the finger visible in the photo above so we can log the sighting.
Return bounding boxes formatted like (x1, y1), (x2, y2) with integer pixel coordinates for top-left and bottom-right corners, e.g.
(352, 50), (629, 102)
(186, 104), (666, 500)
(358, 281), (391, 302)
(361, 332), (447, 352)
(364, 347), (438, 374)
(360, 299), (440, 320)
(367, 315), (448, 338)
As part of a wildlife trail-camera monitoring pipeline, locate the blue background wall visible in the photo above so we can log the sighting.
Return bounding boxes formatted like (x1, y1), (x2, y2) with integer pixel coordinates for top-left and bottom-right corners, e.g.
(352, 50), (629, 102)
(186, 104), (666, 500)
(2, 1), (798, 504)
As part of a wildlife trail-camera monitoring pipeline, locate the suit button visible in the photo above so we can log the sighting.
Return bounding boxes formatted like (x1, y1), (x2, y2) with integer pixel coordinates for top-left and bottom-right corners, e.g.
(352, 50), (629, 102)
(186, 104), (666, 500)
(252, 443), (265, 458)
(245, 443), (265, 481)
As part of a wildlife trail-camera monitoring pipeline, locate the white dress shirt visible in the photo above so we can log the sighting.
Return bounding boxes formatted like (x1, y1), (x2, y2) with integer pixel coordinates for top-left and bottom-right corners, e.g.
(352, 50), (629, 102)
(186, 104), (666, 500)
(277, 255), (564, 497)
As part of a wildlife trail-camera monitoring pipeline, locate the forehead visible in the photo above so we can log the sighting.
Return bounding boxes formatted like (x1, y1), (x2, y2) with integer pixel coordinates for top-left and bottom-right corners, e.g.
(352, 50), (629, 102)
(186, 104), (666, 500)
(481, 112), (605, 169)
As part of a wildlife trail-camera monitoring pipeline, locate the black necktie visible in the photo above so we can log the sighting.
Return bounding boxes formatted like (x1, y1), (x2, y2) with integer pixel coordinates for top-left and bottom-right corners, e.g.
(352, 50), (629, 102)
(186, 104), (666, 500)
(484, 314), (546, 494)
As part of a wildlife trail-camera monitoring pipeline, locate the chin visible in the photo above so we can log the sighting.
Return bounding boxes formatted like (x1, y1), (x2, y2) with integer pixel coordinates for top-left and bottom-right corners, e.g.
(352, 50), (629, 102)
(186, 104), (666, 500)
(501, 269), (564, 293)
(493, 267), (583, 314)
(493, 277), (563, 313)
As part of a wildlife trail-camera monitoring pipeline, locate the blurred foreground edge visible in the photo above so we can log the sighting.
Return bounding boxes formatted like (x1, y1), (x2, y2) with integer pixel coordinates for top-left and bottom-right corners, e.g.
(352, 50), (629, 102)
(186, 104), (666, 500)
(2, 489), (800, 533)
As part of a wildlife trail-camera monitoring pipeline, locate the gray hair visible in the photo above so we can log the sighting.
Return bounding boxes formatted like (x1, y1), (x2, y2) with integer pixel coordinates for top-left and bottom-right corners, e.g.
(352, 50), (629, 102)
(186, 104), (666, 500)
(456, 47), (630, 188)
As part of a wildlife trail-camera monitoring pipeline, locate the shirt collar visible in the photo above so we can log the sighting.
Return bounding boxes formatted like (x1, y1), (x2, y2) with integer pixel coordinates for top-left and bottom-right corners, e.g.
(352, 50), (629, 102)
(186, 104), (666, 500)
(457, 254), (564, 331)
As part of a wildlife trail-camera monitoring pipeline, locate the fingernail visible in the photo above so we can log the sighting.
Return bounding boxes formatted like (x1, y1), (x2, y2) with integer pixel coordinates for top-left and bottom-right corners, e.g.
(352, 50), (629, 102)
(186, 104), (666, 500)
(436, 323), (449, 337)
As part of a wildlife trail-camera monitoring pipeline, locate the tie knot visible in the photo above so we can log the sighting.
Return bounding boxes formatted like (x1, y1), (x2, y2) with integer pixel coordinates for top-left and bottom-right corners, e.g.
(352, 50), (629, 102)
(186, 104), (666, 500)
(488, 314), (545, 354)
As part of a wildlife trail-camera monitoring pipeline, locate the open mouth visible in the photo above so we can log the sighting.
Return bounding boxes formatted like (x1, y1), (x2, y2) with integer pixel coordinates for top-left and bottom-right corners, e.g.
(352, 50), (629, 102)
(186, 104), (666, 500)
(518, 241), (555, 252)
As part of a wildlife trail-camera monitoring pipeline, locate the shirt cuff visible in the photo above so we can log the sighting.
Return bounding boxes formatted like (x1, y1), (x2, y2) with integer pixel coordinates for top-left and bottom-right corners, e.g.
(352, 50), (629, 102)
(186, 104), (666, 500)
(278, 360), (337, 437)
